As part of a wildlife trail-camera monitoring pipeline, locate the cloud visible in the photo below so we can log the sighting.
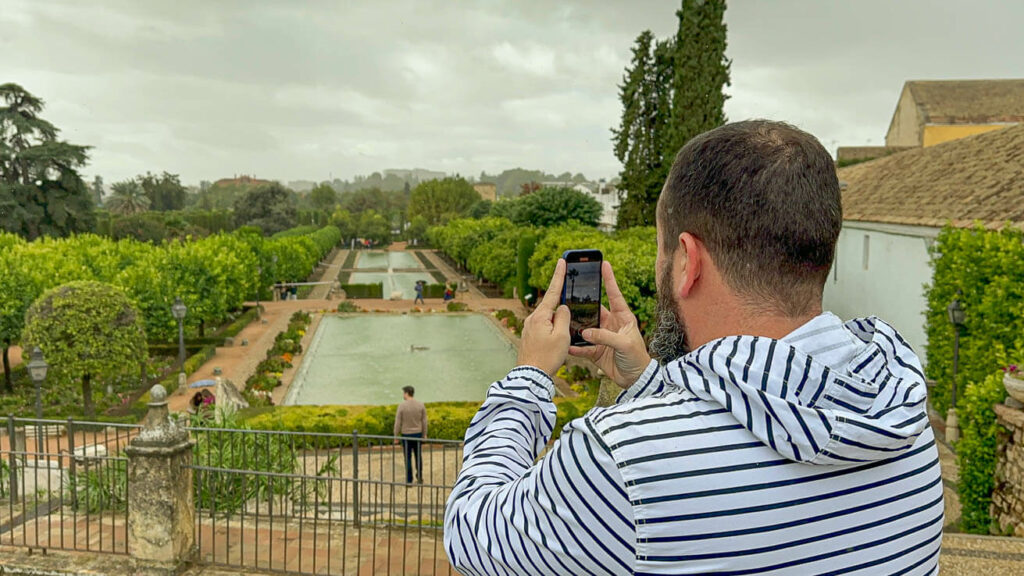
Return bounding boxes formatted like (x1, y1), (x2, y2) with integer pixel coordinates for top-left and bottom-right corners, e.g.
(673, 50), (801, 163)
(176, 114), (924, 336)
(1, 0), (1022, 184)
(491, 42), (557, 77)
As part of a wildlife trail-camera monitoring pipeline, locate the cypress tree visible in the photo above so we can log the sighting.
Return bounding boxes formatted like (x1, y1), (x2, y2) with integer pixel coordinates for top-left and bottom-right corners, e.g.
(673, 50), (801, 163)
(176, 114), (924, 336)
(664, 0), (731, 162)
(612, 1), (730, 228)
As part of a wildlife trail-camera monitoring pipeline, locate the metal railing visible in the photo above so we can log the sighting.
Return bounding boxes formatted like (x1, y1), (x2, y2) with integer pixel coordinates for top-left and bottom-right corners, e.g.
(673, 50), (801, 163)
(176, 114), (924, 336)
(188, 427), (462, 575)
(0, 417), (464, 575)
(0, 416), (139, 555)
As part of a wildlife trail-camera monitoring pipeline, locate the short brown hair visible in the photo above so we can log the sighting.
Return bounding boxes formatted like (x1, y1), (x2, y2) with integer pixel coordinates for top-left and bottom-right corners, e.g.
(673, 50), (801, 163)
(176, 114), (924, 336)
(658, 120), (841, 316)
(402, 386), (415, 397)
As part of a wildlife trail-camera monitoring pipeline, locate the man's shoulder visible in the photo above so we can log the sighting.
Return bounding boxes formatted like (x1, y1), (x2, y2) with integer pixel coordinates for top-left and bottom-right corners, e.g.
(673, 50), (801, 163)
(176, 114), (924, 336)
(583, 391), (730, 446)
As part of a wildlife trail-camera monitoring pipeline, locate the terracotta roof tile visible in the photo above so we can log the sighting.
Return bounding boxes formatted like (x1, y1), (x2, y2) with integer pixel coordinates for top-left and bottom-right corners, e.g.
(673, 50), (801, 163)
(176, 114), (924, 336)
(906, 79), (1024, 124)
(837, 123), (1024, 228)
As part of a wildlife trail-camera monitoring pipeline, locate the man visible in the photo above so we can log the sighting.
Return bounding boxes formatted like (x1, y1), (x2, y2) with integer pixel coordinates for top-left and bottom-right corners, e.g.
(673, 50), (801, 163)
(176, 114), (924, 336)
(394, 385), (427, 484)
(444, 121), (943, 574)
(414, 280), (425, 305)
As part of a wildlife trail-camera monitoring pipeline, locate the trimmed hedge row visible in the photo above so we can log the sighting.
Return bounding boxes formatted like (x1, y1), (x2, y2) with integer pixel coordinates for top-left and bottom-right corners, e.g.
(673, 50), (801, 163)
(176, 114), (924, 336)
(239, 378), (600, 445)
(342, 283), (383, 299)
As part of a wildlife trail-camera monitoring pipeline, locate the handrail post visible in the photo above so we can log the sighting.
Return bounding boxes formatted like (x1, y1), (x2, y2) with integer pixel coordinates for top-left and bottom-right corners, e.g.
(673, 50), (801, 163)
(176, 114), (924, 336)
(352, 430), (360, 528)
(7, 416), (18, 501)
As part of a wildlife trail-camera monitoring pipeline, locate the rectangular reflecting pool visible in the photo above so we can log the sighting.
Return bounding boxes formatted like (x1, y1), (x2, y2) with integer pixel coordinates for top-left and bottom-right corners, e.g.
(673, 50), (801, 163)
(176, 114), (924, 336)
(348, 272), (435, 299)
(356, 251), (422, 270)
(284, 314), (517, 405)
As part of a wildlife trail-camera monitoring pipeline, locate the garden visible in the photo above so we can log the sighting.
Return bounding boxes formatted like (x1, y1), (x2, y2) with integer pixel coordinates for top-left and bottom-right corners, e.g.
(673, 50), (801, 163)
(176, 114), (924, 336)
(0, 225), (341, 420)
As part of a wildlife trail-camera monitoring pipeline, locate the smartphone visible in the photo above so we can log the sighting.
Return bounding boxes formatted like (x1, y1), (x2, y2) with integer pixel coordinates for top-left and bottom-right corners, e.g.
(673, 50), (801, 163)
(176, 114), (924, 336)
(561, 249), (603, 346)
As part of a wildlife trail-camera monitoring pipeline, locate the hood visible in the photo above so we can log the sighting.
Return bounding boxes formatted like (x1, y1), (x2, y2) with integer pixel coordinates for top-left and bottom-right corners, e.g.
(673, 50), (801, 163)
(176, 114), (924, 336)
(662, 316), (929, 465)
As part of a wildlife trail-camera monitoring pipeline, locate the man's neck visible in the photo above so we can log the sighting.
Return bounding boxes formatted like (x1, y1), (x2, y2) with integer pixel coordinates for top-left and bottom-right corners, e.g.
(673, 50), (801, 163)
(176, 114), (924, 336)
(687, 300), (822, 350)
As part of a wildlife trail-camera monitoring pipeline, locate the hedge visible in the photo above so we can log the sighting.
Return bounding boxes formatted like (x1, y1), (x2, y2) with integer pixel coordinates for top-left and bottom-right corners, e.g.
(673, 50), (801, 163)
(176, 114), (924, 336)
(957, 372), (1008, 533)
(239, 379), (600, 445)
(342, 283), (383, 299)
(925, 225), (1024, 414)
(923, 225), (1024, 533)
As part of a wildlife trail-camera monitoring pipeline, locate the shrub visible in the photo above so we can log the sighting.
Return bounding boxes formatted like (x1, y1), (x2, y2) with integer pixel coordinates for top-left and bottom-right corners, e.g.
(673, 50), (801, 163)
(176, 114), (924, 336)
(447, 301), (469, 312)
(957, 371), (1009, 532)
(336, 301), (362, 313)
(191, 412), (296, 514)
(494, 309), (523, 335)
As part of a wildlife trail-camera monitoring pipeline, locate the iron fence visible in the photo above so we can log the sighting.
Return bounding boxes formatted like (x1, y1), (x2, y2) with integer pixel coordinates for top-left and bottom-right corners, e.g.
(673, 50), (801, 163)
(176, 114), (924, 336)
(188, 427), (462, 575)
(0, 416), (139, 555)
(0, 418), (464, 575)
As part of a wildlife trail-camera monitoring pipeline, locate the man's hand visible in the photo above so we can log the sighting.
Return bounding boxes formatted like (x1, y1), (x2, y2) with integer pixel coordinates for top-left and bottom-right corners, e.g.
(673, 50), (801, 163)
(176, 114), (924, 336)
(569, 261), (651, 389)
(517, 259), (571, 377)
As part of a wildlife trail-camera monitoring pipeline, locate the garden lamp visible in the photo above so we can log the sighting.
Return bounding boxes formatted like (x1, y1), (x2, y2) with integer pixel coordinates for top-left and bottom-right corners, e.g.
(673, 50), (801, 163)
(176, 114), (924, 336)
(945, 291), (965, 443)
(27, 346), (48, 421)
(172, 297), (187, 370)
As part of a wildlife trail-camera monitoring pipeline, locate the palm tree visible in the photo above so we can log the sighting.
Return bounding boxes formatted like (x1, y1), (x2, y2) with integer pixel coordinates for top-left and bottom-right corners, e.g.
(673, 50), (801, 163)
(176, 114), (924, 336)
(567, 268), (579, 302)
(105, 180), (150, 215)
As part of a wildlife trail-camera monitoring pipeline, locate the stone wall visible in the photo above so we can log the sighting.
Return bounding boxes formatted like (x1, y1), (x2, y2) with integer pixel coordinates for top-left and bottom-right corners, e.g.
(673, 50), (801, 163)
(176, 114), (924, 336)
(993, 403), (1024, 536)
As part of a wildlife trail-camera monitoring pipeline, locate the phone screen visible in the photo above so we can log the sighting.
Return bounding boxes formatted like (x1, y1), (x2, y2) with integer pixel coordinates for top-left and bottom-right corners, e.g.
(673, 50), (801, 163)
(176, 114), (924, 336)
(562, 250), (602, 346)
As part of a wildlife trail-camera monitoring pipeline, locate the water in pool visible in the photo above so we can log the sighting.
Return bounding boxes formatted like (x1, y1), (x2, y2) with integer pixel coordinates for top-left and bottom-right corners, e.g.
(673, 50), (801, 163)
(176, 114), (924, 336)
(356, 251), (422, 270)
(285, 314), (517, 405)
(349, 272), (434, 299)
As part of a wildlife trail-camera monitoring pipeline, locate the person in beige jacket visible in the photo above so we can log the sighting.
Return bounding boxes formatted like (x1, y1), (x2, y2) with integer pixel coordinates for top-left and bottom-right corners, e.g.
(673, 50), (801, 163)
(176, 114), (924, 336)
(394, 385), (427, 483)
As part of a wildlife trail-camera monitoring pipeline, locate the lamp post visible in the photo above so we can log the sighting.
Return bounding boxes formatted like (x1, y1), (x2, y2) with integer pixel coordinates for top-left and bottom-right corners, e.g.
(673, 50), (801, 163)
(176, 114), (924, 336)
(256, 266), (262, 317)
(26, 347), (49, 449)
(946, 292), (966, 443)
(272, 254), (279, 301)
(171, 297), (187, 373)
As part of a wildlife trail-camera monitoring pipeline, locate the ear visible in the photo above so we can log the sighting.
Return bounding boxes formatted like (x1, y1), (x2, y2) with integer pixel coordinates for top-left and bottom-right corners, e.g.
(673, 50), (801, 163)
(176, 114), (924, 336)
(677, 232), (702, 299)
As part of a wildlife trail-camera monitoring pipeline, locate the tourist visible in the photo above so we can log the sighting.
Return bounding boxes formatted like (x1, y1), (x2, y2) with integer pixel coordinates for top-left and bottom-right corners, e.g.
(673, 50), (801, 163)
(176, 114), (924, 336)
(444, 121), (943, 574)
(393, 385), (427, 484)
(189, 391), (203, 414)
(443, 282), (454, 302)
(200, 389), (215, 409)
(414, 281), (425, 305)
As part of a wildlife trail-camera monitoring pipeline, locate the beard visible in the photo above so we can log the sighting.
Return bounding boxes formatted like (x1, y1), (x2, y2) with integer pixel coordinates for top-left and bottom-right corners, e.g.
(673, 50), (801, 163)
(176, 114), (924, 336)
(649, 262), (690, 363)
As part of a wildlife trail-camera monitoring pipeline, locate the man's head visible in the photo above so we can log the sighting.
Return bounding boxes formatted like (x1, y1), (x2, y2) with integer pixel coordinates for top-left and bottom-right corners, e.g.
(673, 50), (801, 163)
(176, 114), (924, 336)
(652, 120), (841, 361)
(403, 386), (415, 399)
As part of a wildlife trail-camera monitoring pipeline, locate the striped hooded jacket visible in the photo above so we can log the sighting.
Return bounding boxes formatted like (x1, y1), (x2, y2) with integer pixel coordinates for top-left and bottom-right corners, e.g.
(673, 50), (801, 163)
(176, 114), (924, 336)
(444, 313), (943, 575)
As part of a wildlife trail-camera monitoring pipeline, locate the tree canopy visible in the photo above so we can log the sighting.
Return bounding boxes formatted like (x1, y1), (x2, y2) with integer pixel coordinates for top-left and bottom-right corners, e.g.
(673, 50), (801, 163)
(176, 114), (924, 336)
(0, 83), (96, 239)
(106, 180), (151, 215)
(310, 183), (338, 211)
(408, 177), (479, 226)
(22, 281), (147, 417)
(139, 171), (188, 211)
(233, 182), (298, 235)
(490, 187), (602, 228)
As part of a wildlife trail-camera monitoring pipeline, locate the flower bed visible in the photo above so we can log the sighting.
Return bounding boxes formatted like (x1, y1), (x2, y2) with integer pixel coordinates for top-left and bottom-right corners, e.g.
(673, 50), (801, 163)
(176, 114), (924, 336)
(242, 310), (312, 407)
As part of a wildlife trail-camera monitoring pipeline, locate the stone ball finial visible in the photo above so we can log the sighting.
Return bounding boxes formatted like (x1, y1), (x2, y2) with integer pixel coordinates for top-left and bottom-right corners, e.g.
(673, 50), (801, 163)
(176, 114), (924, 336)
(150, 384), (168, 403)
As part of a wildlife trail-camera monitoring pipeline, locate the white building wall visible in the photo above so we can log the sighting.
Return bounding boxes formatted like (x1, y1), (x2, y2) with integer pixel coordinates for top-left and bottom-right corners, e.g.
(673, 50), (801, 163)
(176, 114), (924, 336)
(823, 222), (938, 366)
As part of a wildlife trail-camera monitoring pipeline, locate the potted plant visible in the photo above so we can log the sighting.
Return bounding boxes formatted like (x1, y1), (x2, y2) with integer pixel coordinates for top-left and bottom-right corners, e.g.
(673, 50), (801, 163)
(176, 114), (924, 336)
(1004, 365), (1024, 408)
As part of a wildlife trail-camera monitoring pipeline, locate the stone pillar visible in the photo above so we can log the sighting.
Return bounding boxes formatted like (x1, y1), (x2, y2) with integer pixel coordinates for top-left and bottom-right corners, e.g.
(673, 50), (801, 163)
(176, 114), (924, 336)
(125, 384), (195, 573)
(993, 402), (1024, 537)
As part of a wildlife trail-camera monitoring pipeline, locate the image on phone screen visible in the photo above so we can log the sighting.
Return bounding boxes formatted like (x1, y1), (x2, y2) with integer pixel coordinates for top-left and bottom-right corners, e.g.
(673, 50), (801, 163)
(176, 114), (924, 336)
(562, 250), (602, 346)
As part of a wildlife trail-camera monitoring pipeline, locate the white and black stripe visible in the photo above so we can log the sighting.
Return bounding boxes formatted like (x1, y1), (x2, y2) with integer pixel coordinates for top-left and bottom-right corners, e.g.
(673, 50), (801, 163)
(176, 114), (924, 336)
(445, 313), (942, 575)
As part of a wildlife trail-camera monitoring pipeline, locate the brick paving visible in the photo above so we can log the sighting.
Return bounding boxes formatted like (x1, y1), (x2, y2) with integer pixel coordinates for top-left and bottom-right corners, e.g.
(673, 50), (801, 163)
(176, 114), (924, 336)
(2, 509), (456, 575)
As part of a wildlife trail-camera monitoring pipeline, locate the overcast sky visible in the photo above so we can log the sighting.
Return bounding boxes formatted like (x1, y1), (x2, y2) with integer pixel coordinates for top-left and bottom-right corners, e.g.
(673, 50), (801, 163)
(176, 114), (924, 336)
(3, 0), (1023, 186)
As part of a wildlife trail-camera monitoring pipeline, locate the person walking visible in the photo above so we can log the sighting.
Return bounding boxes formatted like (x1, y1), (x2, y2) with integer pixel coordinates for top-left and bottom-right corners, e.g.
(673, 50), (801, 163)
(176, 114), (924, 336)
(414, 280), (425, 305)
(393, 385), (427, 484)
